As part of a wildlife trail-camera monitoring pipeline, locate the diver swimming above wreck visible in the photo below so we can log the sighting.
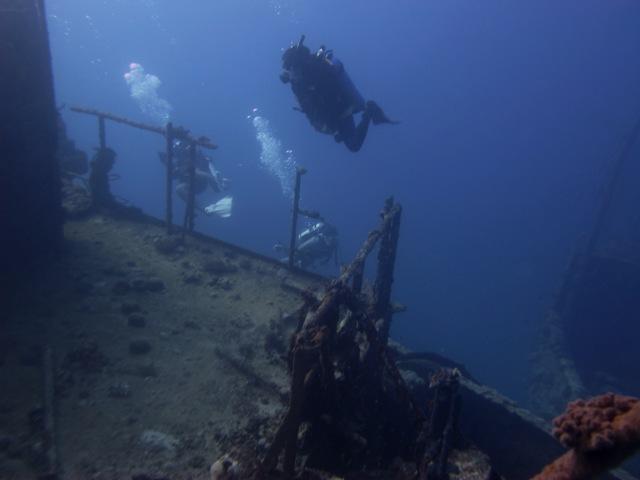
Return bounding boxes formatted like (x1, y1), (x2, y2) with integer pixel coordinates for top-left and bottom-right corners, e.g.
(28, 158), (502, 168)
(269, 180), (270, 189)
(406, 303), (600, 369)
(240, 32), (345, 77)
(280, 35), (398, 152)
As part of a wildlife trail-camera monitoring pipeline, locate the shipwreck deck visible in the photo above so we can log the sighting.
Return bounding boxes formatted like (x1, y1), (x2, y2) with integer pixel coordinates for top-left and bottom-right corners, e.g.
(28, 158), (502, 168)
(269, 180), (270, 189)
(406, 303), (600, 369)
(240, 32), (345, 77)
(2, 213), (323, 479)
(3, 212), (635, 479)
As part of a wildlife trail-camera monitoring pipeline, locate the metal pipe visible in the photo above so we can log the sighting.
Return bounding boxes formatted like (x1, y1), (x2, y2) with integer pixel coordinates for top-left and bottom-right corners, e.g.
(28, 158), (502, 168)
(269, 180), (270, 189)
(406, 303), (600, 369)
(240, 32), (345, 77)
(335, 203), (401, 288)
(187, 141), (197, 232)
(71, 105), (217, 149)
(288, 167), (306, 268)
(165, 122), (174, 234)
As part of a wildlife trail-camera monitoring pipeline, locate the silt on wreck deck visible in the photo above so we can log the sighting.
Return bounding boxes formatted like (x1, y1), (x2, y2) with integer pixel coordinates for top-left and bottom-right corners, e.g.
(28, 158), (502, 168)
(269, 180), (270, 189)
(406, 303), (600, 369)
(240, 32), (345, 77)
(2, 212), (322, 479)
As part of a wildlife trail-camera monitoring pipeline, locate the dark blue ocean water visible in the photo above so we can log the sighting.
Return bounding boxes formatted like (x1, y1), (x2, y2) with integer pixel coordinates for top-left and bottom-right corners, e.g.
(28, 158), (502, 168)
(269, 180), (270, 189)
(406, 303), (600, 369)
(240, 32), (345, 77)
(47, 0), (640, 404)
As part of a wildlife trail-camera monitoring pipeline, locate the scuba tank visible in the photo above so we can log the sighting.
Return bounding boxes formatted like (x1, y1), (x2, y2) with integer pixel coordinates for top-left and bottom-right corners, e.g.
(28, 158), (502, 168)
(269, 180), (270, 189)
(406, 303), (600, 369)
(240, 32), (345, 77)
(330, 58), (365, 116)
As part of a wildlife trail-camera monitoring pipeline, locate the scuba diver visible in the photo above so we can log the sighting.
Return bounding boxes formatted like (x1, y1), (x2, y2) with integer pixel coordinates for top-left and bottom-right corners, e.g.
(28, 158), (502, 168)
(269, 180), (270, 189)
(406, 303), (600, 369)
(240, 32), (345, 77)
(158, 140), (232, 218)
(276, 221), (339, 270)
(280, 35), (398, 152)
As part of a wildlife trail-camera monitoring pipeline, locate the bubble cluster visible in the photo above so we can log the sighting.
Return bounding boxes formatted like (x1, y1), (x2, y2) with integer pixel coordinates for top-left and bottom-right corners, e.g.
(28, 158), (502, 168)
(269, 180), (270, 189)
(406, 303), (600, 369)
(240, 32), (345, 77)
(249, 109), (297, 198)
(124, 62), (172, 125)
(268, 0), (302, 23)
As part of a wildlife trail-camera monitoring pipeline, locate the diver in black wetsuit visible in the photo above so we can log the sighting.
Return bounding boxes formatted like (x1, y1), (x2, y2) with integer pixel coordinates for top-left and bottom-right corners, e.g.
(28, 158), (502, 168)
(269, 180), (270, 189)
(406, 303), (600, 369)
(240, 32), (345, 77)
(280, 35), (398, 152)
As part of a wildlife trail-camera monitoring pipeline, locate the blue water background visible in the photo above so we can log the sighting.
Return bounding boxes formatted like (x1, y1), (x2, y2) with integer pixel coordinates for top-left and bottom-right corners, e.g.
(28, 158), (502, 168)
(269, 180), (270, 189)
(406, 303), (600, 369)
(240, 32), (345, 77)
(47, 0), (640, 403)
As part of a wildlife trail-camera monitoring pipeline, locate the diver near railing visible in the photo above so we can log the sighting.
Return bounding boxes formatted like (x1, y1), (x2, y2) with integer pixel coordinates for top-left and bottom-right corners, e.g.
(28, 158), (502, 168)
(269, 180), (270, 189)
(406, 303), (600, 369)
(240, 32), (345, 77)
(70, 106), (229, 235)
(273, 166), (341, 272)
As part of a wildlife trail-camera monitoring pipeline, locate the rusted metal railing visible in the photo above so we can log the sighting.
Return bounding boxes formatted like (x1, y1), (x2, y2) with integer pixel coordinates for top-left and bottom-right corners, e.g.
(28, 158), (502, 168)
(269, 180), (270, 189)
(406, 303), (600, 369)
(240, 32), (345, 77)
(182, 141), (197, 239)
(288, 167), (306, 268)
(164, 122), (174, 233)
(70, 106), (216, 235)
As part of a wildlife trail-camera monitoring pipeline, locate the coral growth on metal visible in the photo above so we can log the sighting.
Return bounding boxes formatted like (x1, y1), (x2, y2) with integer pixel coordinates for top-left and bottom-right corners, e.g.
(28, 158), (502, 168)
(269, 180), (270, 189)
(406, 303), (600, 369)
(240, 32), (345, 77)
(533, 393), (640, 480)
(553, 393), (639, 452)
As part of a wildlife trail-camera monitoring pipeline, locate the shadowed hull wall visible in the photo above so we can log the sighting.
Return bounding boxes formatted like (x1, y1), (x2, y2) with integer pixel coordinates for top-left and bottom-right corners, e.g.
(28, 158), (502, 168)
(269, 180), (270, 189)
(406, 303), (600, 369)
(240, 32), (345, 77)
(0, 0), (61, 286)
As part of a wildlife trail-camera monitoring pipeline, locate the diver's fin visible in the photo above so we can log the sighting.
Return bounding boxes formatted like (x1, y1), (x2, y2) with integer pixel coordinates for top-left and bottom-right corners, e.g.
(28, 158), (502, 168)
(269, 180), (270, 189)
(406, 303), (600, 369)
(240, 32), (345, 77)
(366, 100), (400, 126)
(204, 196), (233, 218)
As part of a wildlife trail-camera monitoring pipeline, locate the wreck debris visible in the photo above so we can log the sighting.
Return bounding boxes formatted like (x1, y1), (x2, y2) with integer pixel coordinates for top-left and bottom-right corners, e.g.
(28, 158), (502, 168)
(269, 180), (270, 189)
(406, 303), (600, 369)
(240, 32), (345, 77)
(255, 198), (440, 478)
(533, 393), (640, 480)
(372, 197), (402, 345)
(417, 368), (460, 480)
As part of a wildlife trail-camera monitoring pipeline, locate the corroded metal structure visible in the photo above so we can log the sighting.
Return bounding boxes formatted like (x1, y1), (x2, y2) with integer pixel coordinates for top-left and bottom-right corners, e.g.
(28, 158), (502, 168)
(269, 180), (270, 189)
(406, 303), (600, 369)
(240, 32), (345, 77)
(257, 199), (447, 477)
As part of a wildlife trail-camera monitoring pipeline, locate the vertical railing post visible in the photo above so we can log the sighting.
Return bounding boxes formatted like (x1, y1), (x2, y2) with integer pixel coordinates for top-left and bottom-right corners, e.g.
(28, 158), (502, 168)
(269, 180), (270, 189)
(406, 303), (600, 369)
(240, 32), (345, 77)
(187, 141), (197, 232)
(165, 123), (174, 234)
(181, 141), (197, 239)
(98, 115), (106, 150)
(288, 167), (306, 268)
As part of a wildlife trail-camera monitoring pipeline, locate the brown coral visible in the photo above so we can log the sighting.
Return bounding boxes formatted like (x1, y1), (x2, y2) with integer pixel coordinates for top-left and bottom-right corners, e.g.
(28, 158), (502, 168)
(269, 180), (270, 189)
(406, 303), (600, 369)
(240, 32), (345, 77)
(532, 393), (640, 480)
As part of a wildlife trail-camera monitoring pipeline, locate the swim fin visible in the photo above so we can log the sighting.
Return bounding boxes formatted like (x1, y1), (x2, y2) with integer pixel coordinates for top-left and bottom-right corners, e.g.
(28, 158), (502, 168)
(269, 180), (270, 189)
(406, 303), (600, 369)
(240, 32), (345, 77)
(204, 196), (233, 218)
(366, 100), (400, 125)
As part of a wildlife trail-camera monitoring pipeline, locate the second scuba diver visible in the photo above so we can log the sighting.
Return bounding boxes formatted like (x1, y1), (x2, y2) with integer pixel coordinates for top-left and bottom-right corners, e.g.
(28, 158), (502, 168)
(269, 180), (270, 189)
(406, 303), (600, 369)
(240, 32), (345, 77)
(158, 140), (233, 218)
(275, 220), (339, 270)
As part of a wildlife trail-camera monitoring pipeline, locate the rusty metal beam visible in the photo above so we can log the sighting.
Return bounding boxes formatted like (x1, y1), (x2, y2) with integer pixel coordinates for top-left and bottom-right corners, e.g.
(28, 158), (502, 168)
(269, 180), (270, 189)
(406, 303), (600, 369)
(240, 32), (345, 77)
(70, 106), (217, 149)
(261, 198), (407, 476)
(288, 167), (306, 268)
(165, 122), (174, 233)
(181, 141), (197, 237)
